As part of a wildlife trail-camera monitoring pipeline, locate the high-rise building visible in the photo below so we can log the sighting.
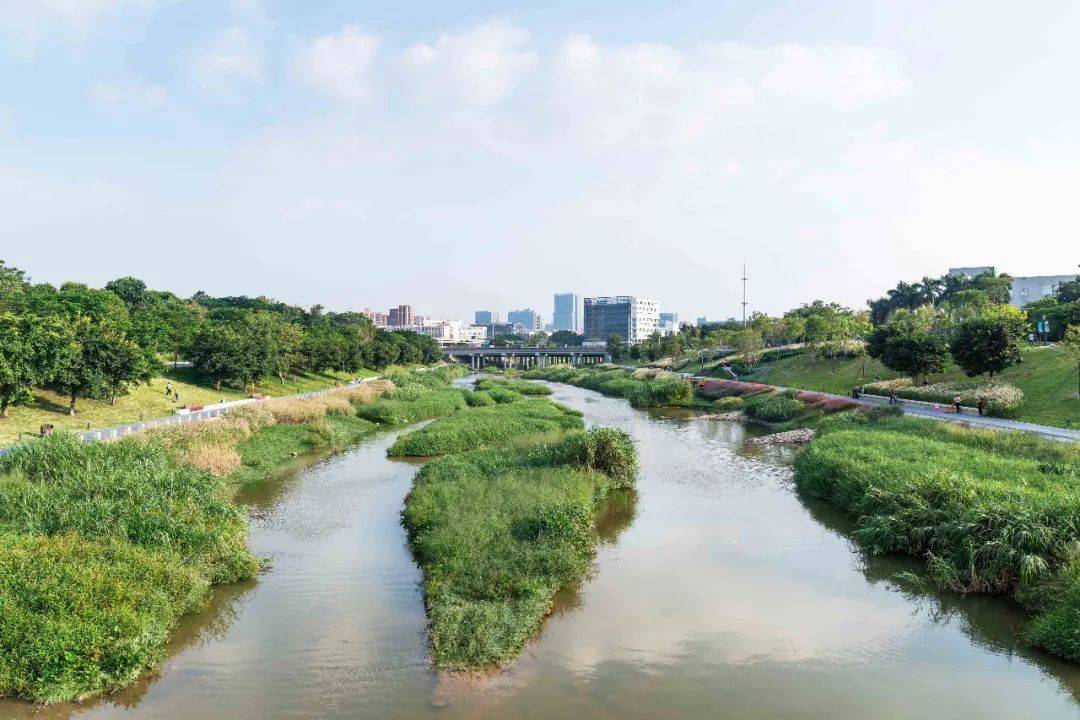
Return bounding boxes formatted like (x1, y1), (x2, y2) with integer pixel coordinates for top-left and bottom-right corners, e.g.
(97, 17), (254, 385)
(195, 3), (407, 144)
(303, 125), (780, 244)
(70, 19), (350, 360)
(474, 310), (499, 325)
(552, 293), (580, 332)
(361, 308), (389, 327)
(508, 308), (542, 331)
(696, 316), (708, 326)
(388, 305), (414, 327)
(659, 312), (679, 335)
(583, 296), (660, 343)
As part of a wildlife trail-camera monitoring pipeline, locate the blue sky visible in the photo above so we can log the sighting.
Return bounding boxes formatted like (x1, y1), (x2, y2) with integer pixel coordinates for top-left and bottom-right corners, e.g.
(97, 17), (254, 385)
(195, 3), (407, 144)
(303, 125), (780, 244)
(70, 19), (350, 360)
(2, 1), (1077, 322)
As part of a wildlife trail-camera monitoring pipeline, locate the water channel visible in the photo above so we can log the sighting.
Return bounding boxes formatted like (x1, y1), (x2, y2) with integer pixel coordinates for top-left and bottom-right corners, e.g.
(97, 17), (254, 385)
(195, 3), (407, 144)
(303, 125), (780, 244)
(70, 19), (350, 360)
(5, 381), (1080, 719)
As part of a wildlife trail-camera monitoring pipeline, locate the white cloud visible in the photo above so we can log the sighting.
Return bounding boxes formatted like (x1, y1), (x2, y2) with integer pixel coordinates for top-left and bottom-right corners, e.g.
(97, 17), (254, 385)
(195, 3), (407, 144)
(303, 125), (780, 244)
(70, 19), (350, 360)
(193, 26), (264, 95)
(299, 26), (380, 103)
(401, 19), (538, 107)
(89, 77), (168, 108)
(0, 0), (162, 57)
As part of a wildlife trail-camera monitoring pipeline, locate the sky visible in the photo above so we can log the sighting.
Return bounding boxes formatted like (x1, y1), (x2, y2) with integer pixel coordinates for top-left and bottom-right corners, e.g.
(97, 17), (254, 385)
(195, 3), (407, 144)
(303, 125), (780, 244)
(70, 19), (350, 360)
(1, 0), (1078, 323)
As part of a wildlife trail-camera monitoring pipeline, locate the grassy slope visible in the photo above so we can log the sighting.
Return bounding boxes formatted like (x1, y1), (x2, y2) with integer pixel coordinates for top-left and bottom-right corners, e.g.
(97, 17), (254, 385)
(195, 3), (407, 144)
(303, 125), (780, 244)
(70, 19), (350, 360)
(794, 414), (1080, 660)
(741, 346), (1080, 428)
(0, 366), (378, 445)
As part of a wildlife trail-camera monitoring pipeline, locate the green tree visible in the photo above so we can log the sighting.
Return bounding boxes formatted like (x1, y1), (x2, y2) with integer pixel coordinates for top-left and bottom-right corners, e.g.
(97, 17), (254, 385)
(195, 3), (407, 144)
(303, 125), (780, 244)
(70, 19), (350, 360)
(0, 312), (76, 418)
(949, 305), (1028, 378)
(51, 318), (150, 414)
(187, 321), (252, 389)
(104, 276), (149, 312)
(549, 330), (584, 347)
(867, 312), (949, 381)
(732, 327), (765, 367)
(606, 334), (624, 362)
(0, 260), (29, 307)
(1061, 325), (1080, 398)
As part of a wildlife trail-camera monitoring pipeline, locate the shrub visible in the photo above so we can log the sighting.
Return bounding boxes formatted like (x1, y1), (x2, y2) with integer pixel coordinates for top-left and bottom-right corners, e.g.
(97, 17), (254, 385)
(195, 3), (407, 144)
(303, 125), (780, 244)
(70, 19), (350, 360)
(548, 428), (638, 488)
(713, 396), (744, 411)
(744, 395), (804, 423)
(461, 389), (495, 407)
(864, 404), (904, 421)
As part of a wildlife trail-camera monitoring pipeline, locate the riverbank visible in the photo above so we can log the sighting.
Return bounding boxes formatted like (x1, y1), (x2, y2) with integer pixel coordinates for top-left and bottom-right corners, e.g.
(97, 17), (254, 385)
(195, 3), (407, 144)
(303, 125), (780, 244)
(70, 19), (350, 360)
(795, 412), (1080, 662)
(0, 369), (423, 704)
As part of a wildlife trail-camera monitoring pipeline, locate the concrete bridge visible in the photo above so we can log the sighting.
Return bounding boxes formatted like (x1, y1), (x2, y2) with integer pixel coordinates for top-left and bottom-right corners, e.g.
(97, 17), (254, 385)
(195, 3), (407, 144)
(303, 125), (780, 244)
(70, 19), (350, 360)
(444, 347), (610, 370)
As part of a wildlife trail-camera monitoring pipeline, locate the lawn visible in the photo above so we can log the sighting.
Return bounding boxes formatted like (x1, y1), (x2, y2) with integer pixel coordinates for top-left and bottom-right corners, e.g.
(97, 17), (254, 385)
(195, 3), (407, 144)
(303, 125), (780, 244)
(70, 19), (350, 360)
(738, 346), (1080, 428)
(0, 366), (376, 446)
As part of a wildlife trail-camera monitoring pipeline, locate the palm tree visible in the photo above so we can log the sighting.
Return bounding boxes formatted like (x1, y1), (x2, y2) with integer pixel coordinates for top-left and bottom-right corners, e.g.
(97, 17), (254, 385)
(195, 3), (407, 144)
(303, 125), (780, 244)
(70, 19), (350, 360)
(917, 276), (945, 306)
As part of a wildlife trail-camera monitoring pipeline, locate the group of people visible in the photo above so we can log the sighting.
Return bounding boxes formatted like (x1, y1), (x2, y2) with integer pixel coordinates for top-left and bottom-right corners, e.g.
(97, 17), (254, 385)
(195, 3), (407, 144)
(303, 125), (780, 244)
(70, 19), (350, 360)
(851, 386), (987, 416)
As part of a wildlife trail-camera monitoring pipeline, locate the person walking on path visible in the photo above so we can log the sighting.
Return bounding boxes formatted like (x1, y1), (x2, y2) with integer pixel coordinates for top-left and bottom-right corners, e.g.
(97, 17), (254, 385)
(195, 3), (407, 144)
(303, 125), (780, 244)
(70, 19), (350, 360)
(977, 398), (986, 416)
(165, 382), (172, 396)
(953, 395), (962, 414)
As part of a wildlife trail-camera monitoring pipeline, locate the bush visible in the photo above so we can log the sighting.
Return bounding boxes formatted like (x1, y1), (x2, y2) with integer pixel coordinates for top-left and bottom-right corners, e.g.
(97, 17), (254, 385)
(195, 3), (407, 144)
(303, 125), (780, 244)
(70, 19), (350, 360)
(548, 428), (638, 488)
(713, 396), (744, 411)
(744, 395), (804, 423)
(461, 389), (495, 407)
(863, 404), (904, 421)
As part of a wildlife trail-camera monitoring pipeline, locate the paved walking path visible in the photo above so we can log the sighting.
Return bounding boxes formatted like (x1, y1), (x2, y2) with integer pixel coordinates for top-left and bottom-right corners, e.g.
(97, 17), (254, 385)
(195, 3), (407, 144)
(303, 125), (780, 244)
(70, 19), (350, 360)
(687, 373), (1080, 442)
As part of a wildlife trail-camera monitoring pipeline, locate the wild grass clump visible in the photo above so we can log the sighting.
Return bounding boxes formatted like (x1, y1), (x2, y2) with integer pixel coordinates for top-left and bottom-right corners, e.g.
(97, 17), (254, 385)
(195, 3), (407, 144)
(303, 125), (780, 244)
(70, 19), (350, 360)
(462, 389), (496, 407)
(628, 377), (693, 408)
(356, 389), (468, 425)
(545, 427), (637, 488)
(794, 416), (1080, 661)
(474, 377), (553, 396)
(402, 429), (637, 668)
(388, 399), (584, 457)
(521, 365), (585, 385)
(484, 386), (523, 404)
(713, 396), (744, 411)
(744, 395), (804, 423)
(0, 532), (209, 704)
(0, 433), (259, 584)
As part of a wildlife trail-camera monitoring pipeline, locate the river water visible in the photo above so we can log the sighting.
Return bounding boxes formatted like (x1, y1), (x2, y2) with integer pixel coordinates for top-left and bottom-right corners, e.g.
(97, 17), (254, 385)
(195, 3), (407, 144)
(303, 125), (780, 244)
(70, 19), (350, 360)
(5, 381), (1080, 719)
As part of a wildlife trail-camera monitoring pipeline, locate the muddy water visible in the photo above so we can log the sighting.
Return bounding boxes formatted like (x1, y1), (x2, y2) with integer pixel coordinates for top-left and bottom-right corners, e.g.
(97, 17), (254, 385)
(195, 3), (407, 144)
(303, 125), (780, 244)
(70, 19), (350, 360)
(6, 382), (1080, 719)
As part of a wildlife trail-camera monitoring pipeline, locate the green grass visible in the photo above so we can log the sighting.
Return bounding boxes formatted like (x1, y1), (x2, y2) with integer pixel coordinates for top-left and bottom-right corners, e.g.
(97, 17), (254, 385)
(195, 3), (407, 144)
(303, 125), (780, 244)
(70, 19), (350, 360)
(402, 428), (636, 668)
(356, 366), (470, 426)
(744, 346), (1080, 428)
(0, 433), (262, 703)
(794, 413), (1080, 660)
(0, 365), (374, 446)
(0, 532), (208, 703)
(227, 415), (378, 487)
(474, 377), (554, 396)
(388, 398), (584, 457)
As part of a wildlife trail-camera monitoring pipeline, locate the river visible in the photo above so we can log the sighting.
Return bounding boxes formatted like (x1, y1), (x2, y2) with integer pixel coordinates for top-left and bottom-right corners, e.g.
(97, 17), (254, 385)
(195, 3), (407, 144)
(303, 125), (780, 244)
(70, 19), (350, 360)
(5, 381), (1080, 719)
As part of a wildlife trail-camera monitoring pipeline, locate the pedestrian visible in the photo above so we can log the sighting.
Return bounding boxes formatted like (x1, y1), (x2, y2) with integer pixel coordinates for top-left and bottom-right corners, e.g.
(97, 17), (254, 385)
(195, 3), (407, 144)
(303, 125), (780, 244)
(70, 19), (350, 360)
(977, 398), (986, 416)
(953, 395), (962, 414)
(165, 382), (172, 396)
(174, 390), (180, 403)
(851, 387), (861, 399)
(889, 391), (898, 405)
